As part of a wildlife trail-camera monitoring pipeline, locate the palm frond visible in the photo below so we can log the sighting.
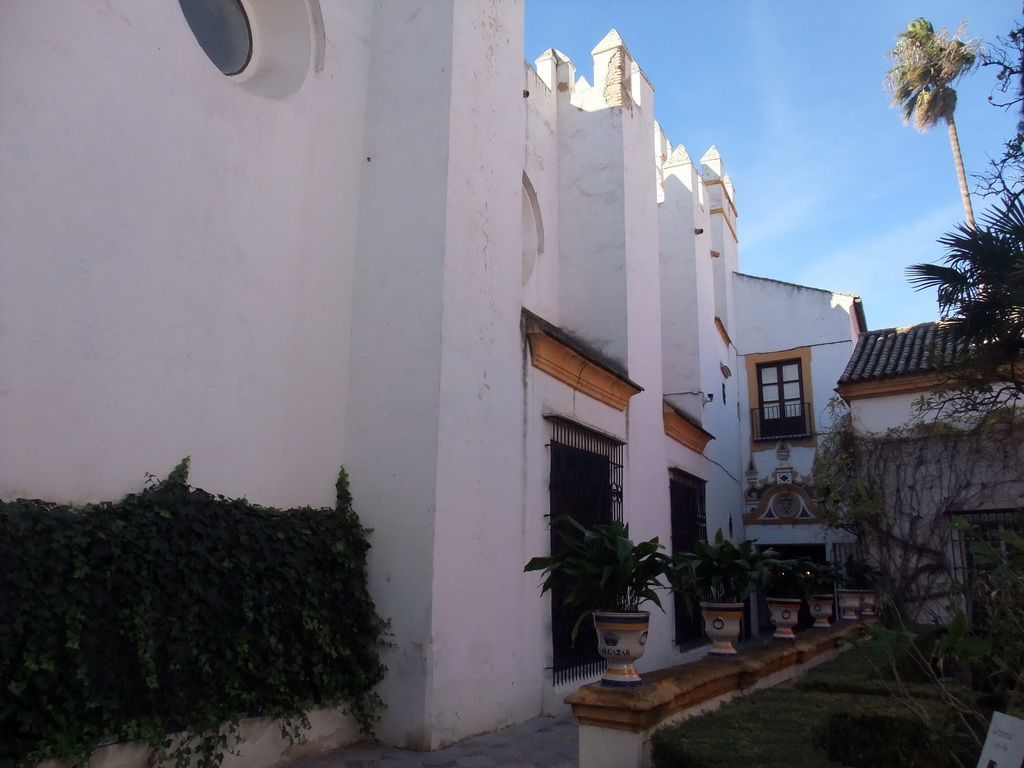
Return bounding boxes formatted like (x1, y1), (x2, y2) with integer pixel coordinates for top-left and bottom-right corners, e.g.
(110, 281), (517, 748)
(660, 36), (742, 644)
(906, 262), (967, 291)
(907, 195), (1024, 356)
(886, 18), (980, 133)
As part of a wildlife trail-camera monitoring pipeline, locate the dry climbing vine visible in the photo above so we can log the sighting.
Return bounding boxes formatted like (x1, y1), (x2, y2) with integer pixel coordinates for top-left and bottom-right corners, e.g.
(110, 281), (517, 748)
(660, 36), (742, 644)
(813, 399), (1024, 621)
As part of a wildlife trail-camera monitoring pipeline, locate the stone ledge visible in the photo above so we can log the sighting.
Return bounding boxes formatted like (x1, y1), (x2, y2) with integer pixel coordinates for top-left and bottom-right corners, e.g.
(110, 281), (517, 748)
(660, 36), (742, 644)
(566, 621), (866, 734)
(35, 708), (360, 768)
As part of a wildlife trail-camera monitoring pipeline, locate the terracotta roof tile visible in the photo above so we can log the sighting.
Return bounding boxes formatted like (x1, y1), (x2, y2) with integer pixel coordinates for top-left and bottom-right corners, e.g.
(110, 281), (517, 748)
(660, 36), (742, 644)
(839, 322), (968, 384)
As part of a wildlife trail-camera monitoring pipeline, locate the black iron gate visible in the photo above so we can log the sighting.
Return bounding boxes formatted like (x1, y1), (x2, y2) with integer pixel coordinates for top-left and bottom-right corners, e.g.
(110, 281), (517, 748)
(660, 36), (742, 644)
(546, 417), (623, 685)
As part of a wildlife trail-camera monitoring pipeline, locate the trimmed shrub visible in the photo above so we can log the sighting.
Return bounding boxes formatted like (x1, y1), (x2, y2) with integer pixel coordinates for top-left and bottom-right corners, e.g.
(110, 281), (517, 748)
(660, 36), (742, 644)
(795, 637), (968, 701)
(819, 704), (959, 768)
(651, 642), (975, 768)
(651, 688), (846, 768)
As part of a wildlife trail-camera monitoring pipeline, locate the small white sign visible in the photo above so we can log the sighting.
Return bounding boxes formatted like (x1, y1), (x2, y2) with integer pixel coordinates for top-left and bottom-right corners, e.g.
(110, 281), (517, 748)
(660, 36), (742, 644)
(977, 711), (1024, 768)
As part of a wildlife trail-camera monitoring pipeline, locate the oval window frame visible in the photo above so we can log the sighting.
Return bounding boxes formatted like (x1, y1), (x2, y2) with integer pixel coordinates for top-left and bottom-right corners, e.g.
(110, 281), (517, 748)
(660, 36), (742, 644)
(178, 0), (253, 77)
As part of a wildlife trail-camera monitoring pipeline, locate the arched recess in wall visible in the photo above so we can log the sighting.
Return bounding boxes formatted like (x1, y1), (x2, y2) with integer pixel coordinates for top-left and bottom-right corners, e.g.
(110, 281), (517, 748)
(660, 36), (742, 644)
(178, 0), (325, 98)
(521, 172), (545, 285)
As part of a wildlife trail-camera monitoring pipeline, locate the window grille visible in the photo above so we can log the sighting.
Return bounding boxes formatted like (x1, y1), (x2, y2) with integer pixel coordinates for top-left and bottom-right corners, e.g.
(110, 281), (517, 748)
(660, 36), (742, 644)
(669, 470), (707, 647)
(830, 541), (861, 566)
(949, 509), (1024, 624)
(545, 416), (624, 685)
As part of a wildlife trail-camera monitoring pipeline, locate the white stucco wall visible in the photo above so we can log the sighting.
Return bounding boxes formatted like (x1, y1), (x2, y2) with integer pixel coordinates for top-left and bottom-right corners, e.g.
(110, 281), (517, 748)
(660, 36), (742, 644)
(429, 0), (532, 746)
(557, 104), (632, 368)
(344, 0), (532, 750)
(846, 391), (924, 434)
(653, 117), (745, 547)
(659, 148), (709, 418)
(519, 34), (756, 683)
(0, 0), (373, 508)
(521, 59), (561, 321)
(732, 274), (860, 549)
(616, 59), (680, 674)
(734, 274), (860, 446)
(2, 2), (869, 755)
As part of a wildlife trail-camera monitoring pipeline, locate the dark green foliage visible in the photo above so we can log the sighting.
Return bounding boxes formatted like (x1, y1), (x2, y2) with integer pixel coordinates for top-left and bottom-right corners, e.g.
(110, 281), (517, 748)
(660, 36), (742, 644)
(766, 557), (814, 599)
(671, 529), (777, 607)
(819, 707), (960, 768)
(805, 560), (843, 596)
(845, 521), (1024, 757)
(907, 194), (1024, 368)
(838, 556), (882, 590)
(0, 460), (387, 768)
(917, 524), (1024, 716)
(651, 688), (847, 768)
(795, 633), (972, 698)
(524, 517), (671, 639)
(652, 641), (976, 768)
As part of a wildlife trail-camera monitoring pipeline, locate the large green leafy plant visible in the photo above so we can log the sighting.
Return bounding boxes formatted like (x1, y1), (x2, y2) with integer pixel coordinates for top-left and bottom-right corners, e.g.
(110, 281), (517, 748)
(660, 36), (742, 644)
(841, 556), (883, 590)
(805, 560), (844, 596)
(673, 529), (777, 609)
(766, 557), (815, 599)
(524, 517), (672, 639)
(0, 459), (387, 768)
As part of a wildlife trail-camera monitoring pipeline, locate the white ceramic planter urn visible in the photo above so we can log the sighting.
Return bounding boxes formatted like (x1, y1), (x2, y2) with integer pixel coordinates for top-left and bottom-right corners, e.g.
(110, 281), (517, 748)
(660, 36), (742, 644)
(837, 589), (862, 620)
(860, 590), (879, 617)
(767, 597), (802, 640)
(592, 611), (650, 688)
(807, 594), (835, 628)
(699, 601), (744, 656)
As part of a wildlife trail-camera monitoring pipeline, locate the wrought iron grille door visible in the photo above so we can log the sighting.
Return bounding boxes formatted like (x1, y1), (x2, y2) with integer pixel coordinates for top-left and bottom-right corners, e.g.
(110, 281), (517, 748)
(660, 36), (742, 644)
(546, 417), (623, 685)
(669, 470), (707, 646)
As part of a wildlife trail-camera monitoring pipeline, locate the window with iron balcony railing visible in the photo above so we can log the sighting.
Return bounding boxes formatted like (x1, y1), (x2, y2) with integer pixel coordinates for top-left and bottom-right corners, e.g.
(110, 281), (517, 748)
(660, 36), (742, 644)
(751, 401), (814, 440)
(753, 360), (813, 440)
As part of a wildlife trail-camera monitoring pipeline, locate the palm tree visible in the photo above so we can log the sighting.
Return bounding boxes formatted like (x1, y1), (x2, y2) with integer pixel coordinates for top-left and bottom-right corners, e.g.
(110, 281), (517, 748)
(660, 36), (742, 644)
(886, 18), (981, 229)
(907, 194), (1024, 366)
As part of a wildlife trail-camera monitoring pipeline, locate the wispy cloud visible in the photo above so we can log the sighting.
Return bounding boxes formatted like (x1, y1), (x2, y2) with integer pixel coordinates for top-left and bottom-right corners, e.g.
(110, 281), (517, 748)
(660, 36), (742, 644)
(791, 205), (960, 329)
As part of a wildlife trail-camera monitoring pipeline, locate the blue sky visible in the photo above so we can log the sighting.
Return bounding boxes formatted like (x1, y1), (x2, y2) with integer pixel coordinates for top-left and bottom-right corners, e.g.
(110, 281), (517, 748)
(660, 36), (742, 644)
(524, 1), (1021, 331)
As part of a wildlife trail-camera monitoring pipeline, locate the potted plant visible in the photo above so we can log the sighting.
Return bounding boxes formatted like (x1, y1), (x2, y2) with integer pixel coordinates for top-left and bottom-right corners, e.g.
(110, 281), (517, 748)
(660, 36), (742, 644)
(841, 556), (883, 618)
(805, 560), (842, 628)
(765, 557), (812, 640)
(673, 530), (776, 656)
(524, 517), (672, 688)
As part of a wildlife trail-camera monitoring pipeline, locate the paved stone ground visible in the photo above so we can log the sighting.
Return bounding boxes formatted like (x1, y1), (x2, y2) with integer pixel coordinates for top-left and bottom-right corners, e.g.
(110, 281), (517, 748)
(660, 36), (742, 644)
(284, 714), (577, 768)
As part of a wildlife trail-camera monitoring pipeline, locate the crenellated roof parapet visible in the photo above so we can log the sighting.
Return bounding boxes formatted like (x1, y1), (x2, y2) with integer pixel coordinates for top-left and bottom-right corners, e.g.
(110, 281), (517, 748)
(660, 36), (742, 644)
(700, 145), (724, 181)
(590, 30), (634, 109)
(529, 33), (732, 219)
(701, 145), (737, 236)
(534, 47), (575, 94)
(664, 143), (694, 169)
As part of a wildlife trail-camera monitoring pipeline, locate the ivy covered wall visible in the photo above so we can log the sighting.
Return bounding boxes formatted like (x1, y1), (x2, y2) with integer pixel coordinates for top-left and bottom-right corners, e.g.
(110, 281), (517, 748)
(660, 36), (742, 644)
(0, 460), (387, 768)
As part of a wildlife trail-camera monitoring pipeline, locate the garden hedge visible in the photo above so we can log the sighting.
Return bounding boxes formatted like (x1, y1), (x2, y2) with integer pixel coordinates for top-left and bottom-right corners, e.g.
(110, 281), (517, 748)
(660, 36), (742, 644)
(0, 459), (387, 768)
(651, 638), (975, 768)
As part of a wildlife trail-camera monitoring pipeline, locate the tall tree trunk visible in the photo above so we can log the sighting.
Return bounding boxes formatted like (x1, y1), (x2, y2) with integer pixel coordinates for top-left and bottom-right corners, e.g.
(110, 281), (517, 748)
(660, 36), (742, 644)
(947, 114), (977, 230)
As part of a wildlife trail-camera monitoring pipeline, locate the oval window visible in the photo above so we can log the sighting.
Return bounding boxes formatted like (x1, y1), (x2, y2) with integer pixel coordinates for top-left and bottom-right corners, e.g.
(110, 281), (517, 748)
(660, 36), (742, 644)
(179, 0), (253, 76)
